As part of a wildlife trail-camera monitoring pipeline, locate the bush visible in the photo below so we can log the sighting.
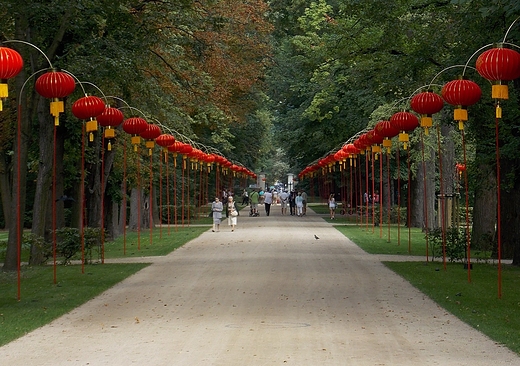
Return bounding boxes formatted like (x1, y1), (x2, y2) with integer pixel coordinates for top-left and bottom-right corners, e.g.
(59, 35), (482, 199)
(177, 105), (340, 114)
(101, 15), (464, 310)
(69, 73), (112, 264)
(427, 227), (467, 262)
(36, 227), (103, 265)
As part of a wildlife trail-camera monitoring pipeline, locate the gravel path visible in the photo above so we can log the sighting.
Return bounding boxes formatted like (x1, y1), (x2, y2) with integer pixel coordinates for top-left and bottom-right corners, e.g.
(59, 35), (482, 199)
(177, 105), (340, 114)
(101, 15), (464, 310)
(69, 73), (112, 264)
(0, 206), (518, 365)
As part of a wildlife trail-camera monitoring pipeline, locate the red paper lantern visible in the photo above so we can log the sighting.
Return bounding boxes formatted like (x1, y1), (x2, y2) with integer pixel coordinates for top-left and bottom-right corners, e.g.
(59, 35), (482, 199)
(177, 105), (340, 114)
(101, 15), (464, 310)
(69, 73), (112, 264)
(476, 46), (520, 100)
(156, 133), (175, 161)
(35, 70), (76, 126)
(123, 117), (148, 150)
(410, 91), (444, 134)
(72, 95), (106, 142)
(390, 111), (419, 150)
(374, 120), (399, 153)
(456, 163), (466, 178)
(72, 95), (105, 120)
(0, 47), (24, 111)
(140, 124), (161, 154)
(441, 78), (481, 129)
(98, 106), (124, 127)
(156, 134), (175, 148)
(98, 107), (124, 151)
(168, 141), (183, 154)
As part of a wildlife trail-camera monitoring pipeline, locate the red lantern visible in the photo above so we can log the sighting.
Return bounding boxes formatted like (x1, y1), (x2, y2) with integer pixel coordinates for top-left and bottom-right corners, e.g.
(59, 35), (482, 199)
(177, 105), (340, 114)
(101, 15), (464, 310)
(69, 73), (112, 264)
(98, 107), (124, 151)
(366, 129), (383, 156)
(410, 91), (444, 134)
(156, 134), (175, 149)
(456, 163), (466, 178)
(140, 124), (162, 154)
(0, 47), (24, 111)
(390, 111), (419, 150)
(441, 78), (481, 130)
(123, 117), (148, 151)
(156, 133), (176, 161)
(72, 95), (106, 142)
(374, 120), (399, 153)
(35, 70), (76, 126)
(476, 46), (520, 100)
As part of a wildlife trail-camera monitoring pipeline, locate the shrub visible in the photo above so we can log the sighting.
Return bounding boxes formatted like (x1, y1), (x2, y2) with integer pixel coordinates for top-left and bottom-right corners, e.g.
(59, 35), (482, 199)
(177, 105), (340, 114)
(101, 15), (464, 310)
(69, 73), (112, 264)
(427, 227), (467, 262)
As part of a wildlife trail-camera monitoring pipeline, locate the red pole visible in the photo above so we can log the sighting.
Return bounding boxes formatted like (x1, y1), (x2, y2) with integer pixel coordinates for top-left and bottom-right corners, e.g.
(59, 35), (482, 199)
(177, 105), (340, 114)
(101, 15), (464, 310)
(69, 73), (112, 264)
(495, 111), (502, 298)
(379, 151), (383, 238)
(407, 148), (412, 255)
(371, 151), (376, 232)
(123, 141), (127, 255)
(396, 145), (401, 246)
(419, 132), (428, 260)
(149, 153), (153, 245)
(386, 152), (391, 243)
(461, 130), (471, 283)
(52, 123), (57, 284)
(101, 137), (105, 263)
(436, 126), (447, 270)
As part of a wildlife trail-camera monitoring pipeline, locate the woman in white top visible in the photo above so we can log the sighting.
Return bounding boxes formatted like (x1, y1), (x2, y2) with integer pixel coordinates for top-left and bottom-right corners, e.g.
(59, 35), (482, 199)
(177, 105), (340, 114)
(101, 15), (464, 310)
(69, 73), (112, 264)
(226, 196), (239, 231)
(211, 197), (223, 232)
(263, 189), (273, 216)
(295, 192), (304, 217)
(328, 194), (336, 219)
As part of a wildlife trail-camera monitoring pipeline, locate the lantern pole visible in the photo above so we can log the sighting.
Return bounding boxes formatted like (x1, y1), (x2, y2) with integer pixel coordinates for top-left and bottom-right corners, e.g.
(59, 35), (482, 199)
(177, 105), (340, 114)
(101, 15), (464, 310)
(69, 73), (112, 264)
(420, 131), (429, 260)
(436, 126), (448, 271)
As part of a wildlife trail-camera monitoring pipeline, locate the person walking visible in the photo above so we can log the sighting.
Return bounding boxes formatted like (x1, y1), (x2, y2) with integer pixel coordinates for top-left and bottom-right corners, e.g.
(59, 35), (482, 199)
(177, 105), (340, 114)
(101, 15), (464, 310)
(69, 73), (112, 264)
(301, 190), (308, 215)
(211, 197), (223, 232)
(289, 190), (296, 216)
(263, 189), (273, 216)
(279, 190), (289, 215)
(250, 189), (259, 216)
(328, 193), (336, 219)
(226, 196), (239, 231)
(295, 192), (304, 217)
(241, 189), (249, 205)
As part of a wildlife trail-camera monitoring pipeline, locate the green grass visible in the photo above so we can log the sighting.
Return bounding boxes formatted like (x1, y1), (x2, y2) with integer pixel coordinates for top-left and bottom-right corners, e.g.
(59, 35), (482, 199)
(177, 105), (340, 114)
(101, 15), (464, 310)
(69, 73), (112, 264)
(334, 224), (428, 256)
(104, 226), (209, 258)
(333, 223), (520, 355)
(384, 261), (520, 354)
(0, 224), (210, 347)
(0, 263), (149, 347)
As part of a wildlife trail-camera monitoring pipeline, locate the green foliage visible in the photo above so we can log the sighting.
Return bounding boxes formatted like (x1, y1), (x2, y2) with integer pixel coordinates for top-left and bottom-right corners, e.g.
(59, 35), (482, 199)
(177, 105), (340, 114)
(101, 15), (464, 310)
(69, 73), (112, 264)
(31, 227), (103, 265)
(0, 263), (149, 347)
(385, 261), (520, 355)
(427, 227), (467, 263)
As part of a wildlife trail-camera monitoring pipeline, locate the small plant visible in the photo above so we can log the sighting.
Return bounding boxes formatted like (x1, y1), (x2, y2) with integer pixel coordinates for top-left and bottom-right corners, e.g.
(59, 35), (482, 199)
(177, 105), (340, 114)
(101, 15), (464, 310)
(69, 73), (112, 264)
(427, 227), (467, 262)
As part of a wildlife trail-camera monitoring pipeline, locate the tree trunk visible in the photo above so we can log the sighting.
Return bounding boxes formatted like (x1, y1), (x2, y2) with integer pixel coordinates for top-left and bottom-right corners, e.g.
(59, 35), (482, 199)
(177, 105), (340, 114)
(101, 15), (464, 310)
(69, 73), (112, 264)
(471, 162), (497, 256)
(410, 140), (436, 230)
(0, 155), (12, 230)
(29, 99), (54, 265)
(439, 122), (456, 228)
(500, 158), (520, 265)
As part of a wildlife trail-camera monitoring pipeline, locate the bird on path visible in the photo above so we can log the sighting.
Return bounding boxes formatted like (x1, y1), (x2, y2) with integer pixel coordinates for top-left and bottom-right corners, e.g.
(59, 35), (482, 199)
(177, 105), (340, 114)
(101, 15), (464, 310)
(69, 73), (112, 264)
(314, 235), (319, 240)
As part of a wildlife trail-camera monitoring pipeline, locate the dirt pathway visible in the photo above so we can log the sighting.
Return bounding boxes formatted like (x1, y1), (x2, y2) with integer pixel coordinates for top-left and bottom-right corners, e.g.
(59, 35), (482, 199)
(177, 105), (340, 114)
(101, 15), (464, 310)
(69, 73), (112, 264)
(0, 206), (518, 365)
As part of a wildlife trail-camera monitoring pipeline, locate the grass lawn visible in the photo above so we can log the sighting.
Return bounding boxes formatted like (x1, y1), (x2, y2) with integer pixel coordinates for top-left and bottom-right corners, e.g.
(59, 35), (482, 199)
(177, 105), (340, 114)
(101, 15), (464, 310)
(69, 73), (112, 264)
(0, 263), (149, 347)
(384, 261), (520, 354)
(104, 226), (210, 258)
(333, 222), (520, 355)
(0, 223), (211, 347)
(334, 223), (428, 256)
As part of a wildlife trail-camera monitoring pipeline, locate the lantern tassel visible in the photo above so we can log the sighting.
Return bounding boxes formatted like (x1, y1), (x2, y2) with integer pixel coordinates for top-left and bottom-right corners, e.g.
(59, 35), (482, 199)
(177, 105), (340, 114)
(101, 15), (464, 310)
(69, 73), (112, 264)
(496, 102), (502, 119)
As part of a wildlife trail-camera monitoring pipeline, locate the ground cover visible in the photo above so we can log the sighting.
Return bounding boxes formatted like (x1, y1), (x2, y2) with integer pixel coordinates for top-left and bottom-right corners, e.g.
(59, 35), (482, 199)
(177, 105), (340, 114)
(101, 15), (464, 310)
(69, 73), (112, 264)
(0, 224), (210, 347)
(334, 222), (520, 355)
(104, 226), (209, 258)
(385, 261), (520, 354)
(334, 223), (428, 256)
(0, 263), (149, 347)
